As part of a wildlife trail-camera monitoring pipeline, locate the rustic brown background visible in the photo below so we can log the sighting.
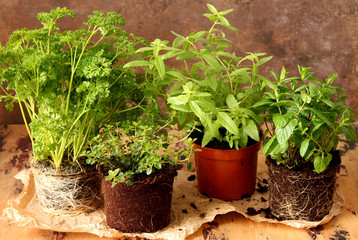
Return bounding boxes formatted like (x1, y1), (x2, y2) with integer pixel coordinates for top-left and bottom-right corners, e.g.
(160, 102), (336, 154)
(1, 0), (357, 123)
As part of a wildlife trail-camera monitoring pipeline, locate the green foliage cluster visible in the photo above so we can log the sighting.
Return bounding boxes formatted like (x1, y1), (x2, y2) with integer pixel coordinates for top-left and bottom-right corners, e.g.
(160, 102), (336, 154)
(86, 107), (192, 187)
(258, 66), (357, 173)
(0, 8), (146, 169)
(1, 5), (356, 177)
(125, 4), (271, 149)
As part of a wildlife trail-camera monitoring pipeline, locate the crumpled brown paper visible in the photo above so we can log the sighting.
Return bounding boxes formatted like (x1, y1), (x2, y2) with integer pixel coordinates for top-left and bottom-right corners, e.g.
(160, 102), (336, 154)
(2, 166), (345, 240)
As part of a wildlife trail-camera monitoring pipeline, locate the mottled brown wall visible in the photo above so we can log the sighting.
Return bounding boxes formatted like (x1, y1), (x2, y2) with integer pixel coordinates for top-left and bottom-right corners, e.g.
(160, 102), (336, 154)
(1, 0), (357, 123)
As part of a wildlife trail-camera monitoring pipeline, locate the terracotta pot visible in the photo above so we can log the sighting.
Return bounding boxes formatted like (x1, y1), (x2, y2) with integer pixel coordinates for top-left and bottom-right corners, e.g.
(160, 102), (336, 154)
(193, 138), (262, 201)
(100, 166), (177, 233)
(266, 151), (341, 221)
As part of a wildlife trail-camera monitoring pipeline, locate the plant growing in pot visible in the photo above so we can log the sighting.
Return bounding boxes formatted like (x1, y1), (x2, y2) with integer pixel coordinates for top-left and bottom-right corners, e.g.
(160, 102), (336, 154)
(125, 4), (271, 200)
(257, 65), (357, 221)
(0, 8), (146, 215)
(86, 104), (191, 233)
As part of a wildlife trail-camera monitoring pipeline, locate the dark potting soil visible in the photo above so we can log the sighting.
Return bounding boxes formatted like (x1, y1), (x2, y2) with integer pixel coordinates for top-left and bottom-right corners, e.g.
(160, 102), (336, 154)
(256, 181), (268, 193)
(100, 165), (177, 233)
(189, 127), (260, 150)
(266, 151), (341, 222)
(246, 207), (275, 219)
(187, 174), (196, 181)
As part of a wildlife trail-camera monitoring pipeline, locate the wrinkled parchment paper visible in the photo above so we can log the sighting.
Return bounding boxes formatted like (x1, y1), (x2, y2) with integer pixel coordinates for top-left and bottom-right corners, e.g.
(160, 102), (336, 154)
(2, 167), (345, 240)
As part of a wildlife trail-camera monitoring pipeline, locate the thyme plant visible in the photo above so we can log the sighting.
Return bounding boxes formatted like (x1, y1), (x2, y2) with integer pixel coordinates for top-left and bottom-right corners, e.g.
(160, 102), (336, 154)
(86, 107), (192, 187)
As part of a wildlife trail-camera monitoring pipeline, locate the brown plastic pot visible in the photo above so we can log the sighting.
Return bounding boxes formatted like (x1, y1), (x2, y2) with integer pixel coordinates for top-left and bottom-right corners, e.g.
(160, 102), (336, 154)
(193, 138), (262, 201)
(100, 166), (177, 233)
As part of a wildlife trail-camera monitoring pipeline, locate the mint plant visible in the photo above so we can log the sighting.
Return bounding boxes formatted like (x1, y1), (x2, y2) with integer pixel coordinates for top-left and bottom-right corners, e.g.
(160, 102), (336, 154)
(258, 66), (357, 173)
(0, 8), (146, 169)
(125, 4), (271, 149)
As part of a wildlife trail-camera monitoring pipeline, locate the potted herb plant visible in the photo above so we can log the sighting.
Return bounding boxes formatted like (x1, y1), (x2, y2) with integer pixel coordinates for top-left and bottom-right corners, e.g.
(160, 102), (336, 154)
(0, 8), (145, 215)
(258, 65), (357, 221)
(125, 4), (271, 200)
(86, 103), (190, 233)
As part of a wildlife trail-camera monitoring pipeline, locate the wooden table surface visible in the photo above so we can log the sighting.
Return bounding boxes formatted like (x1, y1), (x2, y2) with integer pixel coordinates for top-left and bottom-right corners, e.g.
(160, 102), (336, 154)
(0, 124), (357, 240)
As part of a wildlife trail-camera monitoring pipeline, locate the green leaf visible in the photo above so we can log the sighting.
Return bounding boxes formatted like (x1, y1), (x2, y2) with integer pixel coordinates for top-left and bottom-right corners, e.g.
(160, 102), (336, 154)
(236, 128), (248, 148)
(183, 81), (193, 92)
(226, 94), (238, 110)
(218, 15), (230, 26)
(170, 103), (191, 112)
(298, 65), (311, 80)
(300, 138), (310, 157)
(238, 108), (261, 125)
(257, 56), (273, 66)
(320, 99), (335, 108)
(196, 100), (217, 114)
(206, 72), (218, 91)
(263, 136), (276, 155)
(280, 66), (288, 81)
(219, 8), (234, 16)
(269, 100), (298, 108)
(177, 51), (197, 60)
(294, 84), (308, 92)
(301, 92), (311, 104)
(161, 50), (180, 60)
(230, 68), (250, 77)
(305, 106), (334, 129)
(243, 119), (260, 142)
(135, 47), (154, 53)
(314, 153), (332, 173)
(207, 4), (218, 14)
(105, 175), (114, 181)
(217, 51), (236, 58)
(202, 131), (212, 147)
(177, 111), (188, 126)
(187, 162), (192, 170)
(252, 99), (273, 109)
(270, 70), (280, 82)
(155, 56), (165, 80)
(276, 119), (297, 145)
(339, 125), (358, 142)
(304, 142), (315, 159)
(189, 101), (215, 137)
(217, 112), (239, 136)
(124, 60), (153, 68)
(172, 36), (186, 48)
(273, 114), (289, 128)
(168, 94), (186, 105)
(308, 83), (320, 96)
(325, 73), (338, 85)
(146, 168), (152, 175)
(262, 135), (288, 155)
(202, 54), (223, 72)
(166, 70), (186, 81)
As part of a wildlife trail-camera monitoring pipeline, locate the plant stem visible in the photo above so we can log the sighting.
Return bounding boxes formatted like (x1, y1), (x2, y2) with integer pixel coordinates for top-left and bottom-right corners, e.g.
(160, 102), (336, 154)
(17, 98), (34, 146)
